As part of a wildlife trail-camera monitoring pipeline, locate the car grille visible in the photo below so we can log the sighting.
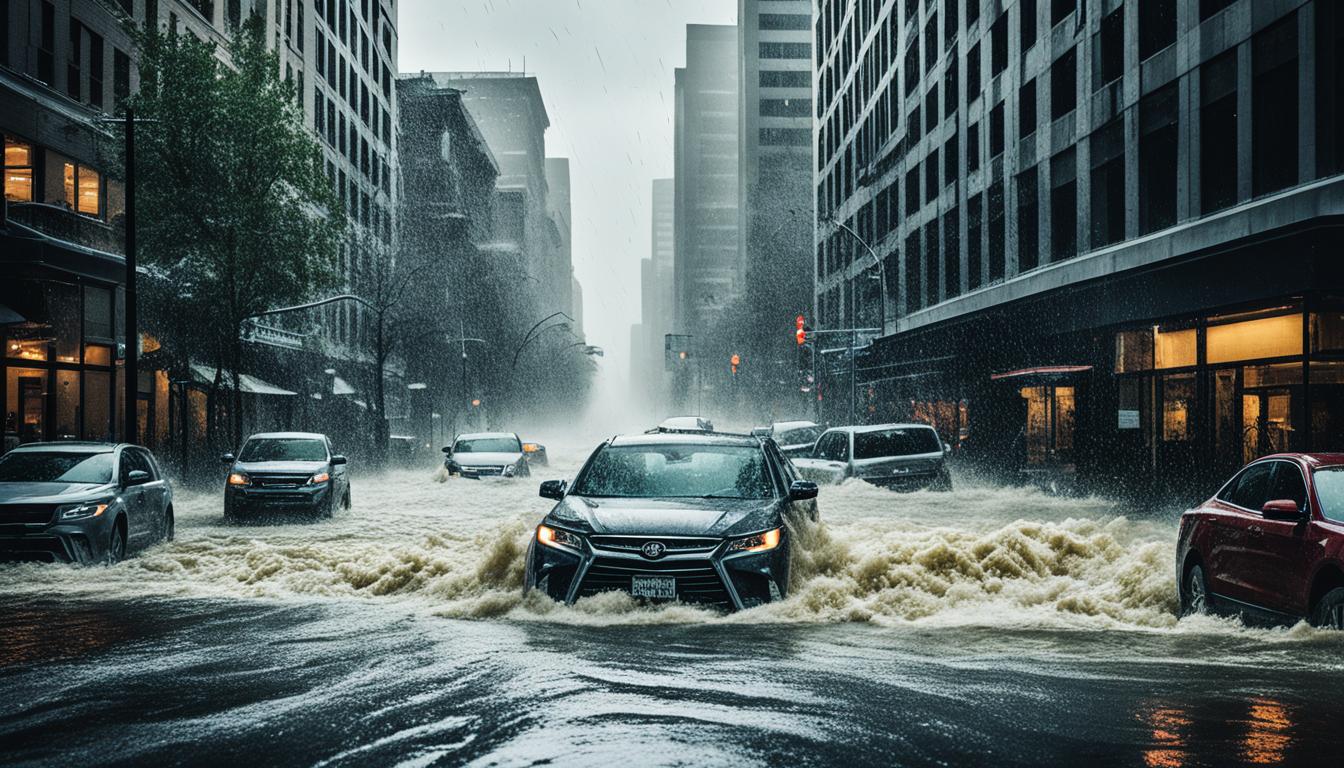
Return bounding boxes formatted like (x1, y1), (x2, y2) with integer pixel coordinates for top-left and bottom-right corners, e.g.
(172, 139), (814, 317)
(249, 474), (312, 489)
(0, 504), (56, 525)
(461, 466), (505, 476)
(576, 557), (734, 610)
(589, 536), (720, 555)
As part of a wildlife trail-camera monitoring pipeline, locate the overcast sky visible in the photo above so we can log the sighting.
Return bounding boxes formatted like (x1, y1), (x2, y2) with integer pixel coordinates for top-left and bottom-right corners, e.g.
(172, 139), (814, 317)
(398, 0), (737, 402)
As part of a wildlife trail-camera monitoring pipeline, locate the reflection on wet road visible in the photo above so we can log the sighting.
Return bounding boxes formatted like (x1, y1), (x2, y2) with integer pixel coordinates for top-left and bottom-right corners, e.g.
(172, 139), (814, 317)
(2, 447), (1344, 765)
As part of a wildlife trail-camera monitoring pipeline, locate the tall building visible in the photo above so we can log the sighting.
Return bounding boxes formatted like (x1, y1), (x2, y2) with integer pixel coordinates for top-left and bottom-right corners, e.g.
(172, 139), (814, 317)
(673, 24), (740, 337)
(545, 156), (576, 322)
(429, 73), (569, 319)
(2, 0), (397, 449)
(737, 0), (813, 413)
(815, 0), (1344, 494)
(632, 178), (675, 413)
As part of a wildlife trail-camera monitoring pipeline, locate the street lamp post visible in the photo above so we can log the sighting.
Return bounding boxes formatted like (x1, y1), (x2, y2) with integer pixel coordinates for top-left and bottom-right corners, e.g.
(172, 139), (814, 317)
(824, 217), (886, 336)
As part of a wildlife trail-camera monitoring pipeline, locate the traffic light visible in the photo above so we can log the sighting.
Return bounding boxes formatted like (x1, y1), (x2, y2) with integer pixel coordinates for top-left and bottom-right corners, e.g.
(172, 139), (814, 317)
(730, 353), (741, 375)
(795, 314), (806, 346)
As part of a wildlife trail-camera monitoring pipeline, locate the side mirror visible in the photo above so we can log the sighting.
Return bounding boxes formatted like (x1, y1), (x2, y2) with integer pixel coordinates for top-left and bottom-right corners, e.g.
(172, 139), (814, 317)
(441, 446), (452, 454)
(789, 480), (819, 501)
(220, 453), (236, 465)
(125, 469), (151, 486)
(1262, 499), (1307, 521)
(330, 455), (348, 465)
(943, 442), (953, 455)
(539, 479), (567, 501)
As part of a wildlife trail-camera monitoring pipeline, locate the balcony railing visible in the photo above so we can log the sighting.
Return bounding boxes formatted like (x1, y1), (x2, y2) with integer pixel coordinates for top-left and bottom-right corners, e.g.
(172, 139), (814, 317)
(7, 202), (124, 255)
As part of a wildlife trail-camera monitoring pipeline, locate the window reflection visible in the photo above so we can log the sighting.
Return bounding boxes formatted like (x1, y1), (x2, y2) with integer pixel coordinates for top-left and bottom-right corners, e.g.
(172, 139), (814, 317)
(1140, 704), (1191, 768)
(1241, 698), (1291, 765)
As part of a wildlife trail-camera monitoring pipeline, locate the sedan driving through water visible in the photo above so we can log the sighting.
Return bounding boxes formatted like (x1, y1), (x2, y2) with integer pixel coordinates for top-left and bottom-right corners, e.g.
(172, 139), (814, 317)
(524, 431), (819, 611)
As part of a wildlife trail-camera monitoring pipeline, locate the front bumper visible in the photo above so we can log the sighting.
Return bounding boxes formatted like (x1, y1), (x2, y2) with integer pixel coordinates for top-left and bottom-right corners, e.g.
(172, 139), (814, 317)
(524, 531), (790, 611)
(0, 518), (114, 564)
(225, 483), (331, 515)
(862, 470), (944, 491)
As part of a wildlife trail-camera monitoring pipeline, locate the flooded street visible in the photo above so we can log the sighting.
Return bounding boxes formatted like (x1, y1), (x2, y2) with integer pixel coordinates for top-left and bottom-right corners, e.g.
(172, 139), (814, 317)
(3, 443), (1344, 766)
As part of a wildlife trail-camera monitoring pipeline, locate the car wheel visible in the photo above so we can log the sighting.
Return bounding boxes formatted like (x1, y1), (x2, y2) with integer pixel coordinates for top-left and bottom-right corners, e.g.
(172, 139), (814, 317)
(105, 520), (127, 565)
(342, 488), (352, 510)
(164, 507), (175, 542)
(1310, 587), (1344, 629)
(1180, 562), (1214, 616)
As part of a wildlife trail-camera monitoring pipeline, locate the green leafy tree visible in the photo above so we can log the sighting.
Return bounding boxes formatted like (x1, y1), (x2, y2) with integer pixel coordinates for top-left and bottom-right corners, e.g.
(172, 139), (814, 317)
(123, 18), (344, 452)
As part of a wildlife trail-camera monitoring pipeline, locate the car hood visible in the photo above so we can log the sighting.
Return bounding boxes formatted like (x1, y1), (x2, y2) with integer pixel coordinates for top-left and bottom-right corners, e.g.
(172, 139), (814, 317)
(453, 452), (522, 466)
(233, 460), (329, 474)
(547, 495), (781, 537)
(0, 481), (117, 504)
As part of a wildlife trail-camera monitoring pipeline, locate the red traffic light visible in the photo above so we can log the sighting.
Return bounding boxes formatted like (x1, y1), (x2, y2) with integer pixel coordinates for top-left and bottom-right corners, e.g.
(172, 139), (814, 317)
(795, 314), (805, 330)
(796, 327), (806, 346)
(730, 353), (741, 366)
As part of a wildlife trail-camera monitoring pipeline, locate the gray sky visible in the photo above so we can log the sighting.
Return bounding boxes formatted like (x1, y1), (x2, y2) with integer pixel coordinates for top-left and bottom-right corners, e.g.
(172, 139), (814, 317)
(398, 0), (737, 401)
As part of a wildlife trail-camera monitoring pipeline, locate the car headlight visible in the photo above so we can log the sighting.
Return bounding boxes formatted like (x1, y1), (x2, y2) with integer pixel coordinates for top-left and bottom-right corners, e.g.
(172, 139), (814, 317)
(503, 464), (517, 477)
(727, 527), (782, 554)
(57, 502), (109, 521)
(308, 471), (331, 484)
(227, 472), (250, 486)
(537, 524), (584, 551)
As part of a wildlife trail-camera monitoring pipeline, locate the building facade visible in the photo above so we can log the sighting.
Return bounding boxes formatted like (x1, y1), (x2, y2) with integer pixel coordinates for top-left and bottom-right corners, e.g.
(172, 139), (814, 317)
(815, 0), (1344, 495)
(632, 177), (675, 416)
(674, 24), (740, 337)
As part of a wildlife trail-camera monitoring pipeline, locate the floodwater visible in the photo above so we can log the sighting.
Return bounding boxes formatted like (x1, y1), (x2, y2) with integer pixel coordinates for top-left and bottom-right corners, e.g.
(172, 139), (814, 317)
(3, 440), (1343, 766)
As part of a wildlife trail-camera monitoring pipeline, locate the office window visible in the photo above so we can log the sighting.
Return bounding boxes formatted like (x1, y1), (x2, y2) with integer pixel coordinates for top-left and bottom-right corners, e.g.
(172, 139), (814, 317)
(945, 0), (959, 49)
(1139, 0), (1176, 61)
(1090, 118), (1125, 248)
(38, 1), (54, 83)
(760, 42), (811, 59)
(967, 194), (983, 289)
(944, 134), (958, 185)
(1017, 167), (1039, 271)
(88, 31), (103, 108)
(905, 231), (922, 312)
(1051, 47), (1077, 119)
(760, 13), (810, 30)
(1051, 0), (1073, 27)
(1095, 6), (1123, 88)
(990, 13), (1007, 76)
(1252, 14), (1299, 197)
(227, 0), (240, 29)
(925, 13), (938, 71)
(1050, 148), (1077, 261)
(0, 0), (7, 67)
(967, 0), (980, 27)
(944, 61), (959, 120)
(760, 98), (812, 117)
(4, 136), (34, 201)
(760, 70), (810, 88)
(1139, 83), (1178, 234)
(760, 128), (811, 146)
(1021, 0), (1038, 51)
(67, 17), (82, 101)
(1201, 0), (1235, 20)
(987, 182), (1005, 282)
(145, 0), (157, 29)
(990, 102), (1004, 157)
(905, 40), (920, 96)
(926, 150), (939, 202)
(967, 42), (981, 99)
(944, 206), (961, 297)
(1200, 50), (1238, 213)
(1316, 2), (1344, 178)
(967, 120), (980, 172)
(926, 88), (939, 132)
(63, 162), (101, 216)
(925, 223), (941, 306)
(1019, 78), (1036, 138)
(906, 166), (920, 215)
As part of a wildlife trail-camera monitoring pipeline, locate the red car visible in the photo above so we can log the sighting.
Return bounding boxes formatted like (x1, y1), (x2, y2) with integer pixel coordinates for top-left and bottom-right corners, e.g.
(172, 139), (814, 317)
(1177, 453), (1344, 628)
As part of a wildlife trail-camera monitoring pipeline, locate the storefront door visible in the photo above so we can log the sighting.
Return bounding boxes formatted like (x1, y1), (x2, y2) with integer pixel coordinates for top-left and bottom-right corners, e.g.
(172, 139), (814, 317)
(18, 375), (45, 442)
(1243, 390), (1294, 464)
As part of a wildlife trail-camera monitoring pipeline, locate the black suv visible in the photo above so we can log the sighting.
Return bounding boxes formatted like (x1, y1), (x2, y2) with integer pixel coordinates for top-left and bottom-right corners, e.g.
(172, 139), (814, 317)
(221, 432), (349, 521)
(0, 442), (174, 563)
(523, 430), (819, 611)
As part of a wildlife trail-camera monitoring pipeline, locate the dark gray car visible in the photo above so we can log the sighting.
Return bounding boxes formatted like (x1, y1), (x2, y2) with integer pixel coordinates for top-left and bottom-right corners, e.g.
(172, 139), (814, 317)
(0, 442), (174, 563)
(221, 432), (350, 522)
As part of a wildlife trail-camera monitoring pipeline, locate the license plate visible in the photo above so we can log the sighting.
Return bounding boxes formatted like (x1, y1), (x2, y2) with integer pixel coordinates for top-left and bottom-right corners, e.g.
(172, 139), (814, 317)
(630, 575), (676, 600)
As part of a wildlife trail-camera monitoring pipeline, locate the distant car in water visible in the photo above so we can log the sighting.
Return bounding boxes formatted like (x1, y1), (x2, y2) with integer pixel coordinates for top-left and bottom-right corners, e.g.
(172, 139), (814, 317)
(221, 432), (349, 522)
(443, 432), (531, 478)
(0, 442), (174, 563)
(656, 416), (715, 432)
(1177, 453), (1344, 628)
(521, 439), (549, 467)
(758, 420), (824, 458)
(523, 430), (819, 611)
(790, 424), (952, 491)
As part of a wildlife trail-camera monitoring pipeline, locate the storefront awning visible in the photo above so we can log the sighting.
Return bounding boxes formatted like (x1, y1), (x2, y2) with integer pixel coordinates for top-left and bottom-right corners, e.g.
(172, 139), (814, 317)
(991, 365), (1093, 381)
(190, 363), (297, 396)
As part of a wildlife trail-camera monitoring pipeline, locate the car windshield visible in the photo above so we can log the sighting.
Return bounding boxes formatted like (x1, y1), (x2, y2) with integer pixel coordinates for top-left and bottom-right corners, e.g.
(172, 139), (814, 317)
(776, 426), (822, 446)
(0, 451), (115, 484)
(853, 428), (942, 459)
(573, 444), (775, 499)
(455, 437), (521, 453)
(1314, 467), (1344, 523)
(238, 438), (327, 462)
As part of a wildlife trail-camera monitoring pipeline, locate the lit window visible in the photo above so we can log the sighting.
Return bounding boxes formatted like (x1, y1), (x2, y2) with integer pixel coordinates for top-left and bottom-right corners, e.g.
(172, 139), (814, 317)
(4, 137), (35, 202)
(1207, 314), (1302, 364)
(62, 162), (102, 216)
(1154, 327), (1196, 369)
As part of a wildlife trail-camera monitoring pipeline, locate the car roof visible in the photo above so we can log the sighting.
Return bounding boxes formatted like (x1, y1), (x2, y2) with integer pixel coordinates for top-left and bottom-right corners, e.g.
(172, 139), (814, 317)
(772, 421), (818, 431)
(825, 423), (937, 434)
(246, 432), (328, 440)
(456, 432), (518, 441)
(1266, 453), (1344, 468)
(8, 441), (121, 454)
(610, 431), (761, 448)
